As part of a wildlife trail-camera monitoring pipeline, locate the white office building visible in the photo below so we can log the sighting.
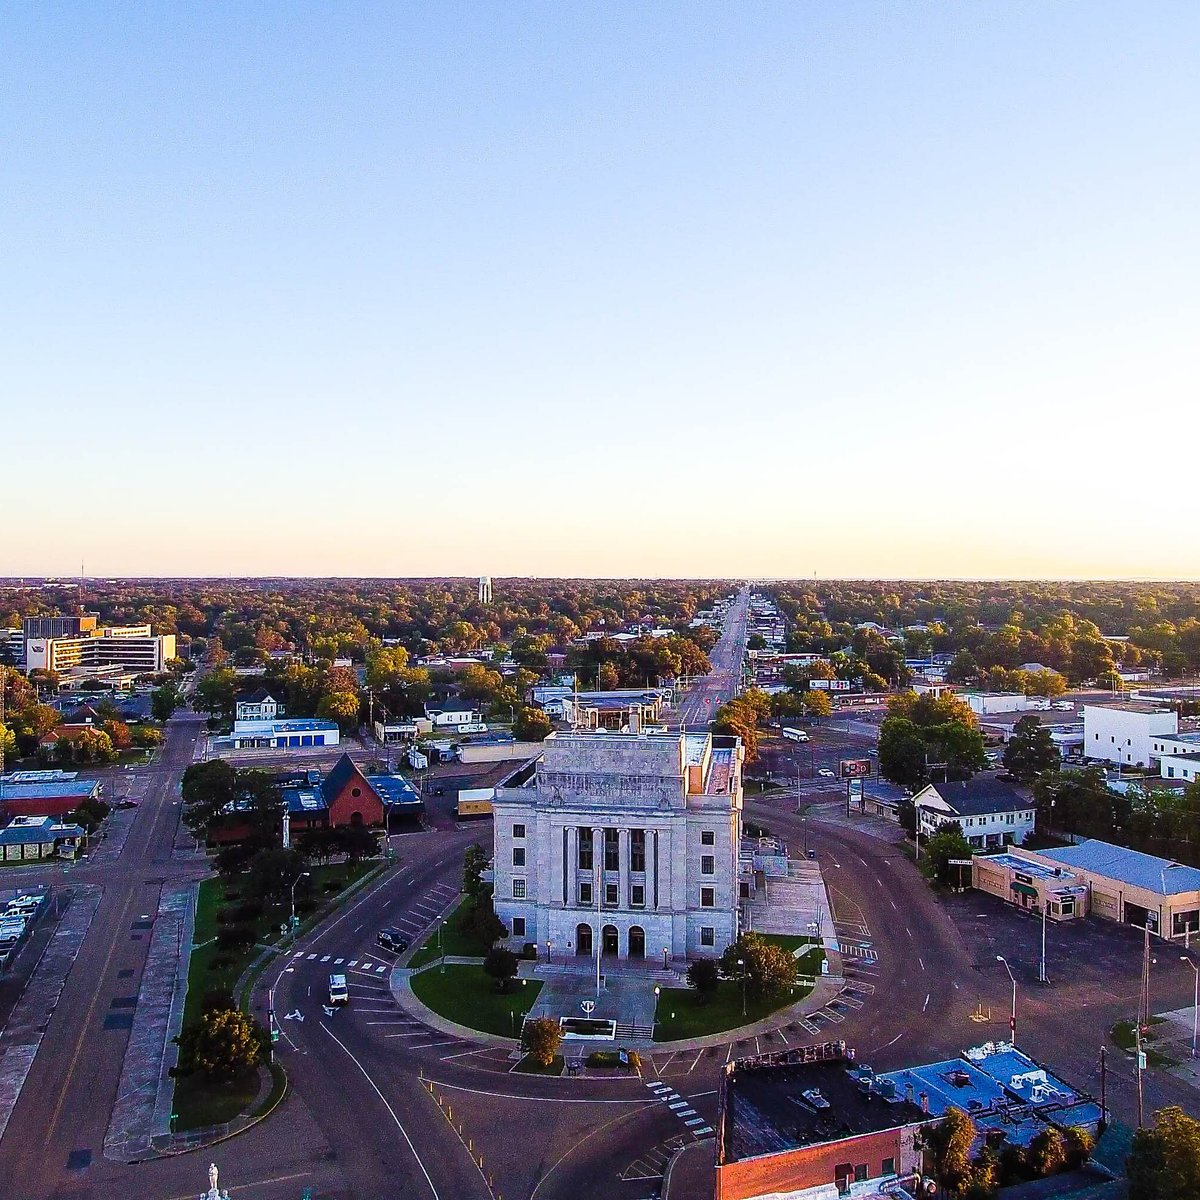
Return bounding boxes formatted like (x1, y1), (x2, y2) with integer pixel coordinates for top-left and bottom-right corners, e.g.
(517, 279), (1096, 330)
(1083, 703), (1178, 768)
(492, 729), (744, 962)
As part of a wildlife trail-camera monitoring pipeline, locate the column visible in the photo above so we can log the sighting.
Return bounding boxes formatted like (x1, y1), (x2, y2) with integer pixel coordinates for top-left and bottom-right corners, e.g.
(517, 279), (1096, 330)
(618, 827), (630, 913)
(568, 826), (578, 906)
(653, 829), (659, 909)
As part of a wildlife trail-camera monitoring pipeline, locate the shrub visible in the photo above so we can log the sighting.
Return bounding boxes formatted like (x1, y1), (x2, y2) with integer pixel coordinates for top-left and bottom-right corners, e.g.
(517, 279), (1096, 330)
(521, 943), (538, 960)
(230, 899), (264, 923)
(522, 1015), (563, 1067)
(216, 923), (255, 951)
(686, 958), (720, 1003)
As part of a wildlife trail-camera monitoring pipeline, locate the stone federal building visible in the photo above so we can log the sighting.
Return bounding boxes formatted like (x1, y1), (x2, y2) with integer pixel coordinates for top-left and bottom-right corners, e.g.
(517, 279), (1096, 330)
(492, 729), (744, 962)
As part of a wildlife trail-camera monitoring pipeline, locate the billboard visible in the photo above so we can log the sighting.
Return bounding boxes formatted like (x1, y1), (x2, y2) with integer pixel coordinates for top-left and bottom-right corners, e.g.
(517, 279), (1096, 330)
(810, 678), (853, 691)
(839, 758), (872, 779)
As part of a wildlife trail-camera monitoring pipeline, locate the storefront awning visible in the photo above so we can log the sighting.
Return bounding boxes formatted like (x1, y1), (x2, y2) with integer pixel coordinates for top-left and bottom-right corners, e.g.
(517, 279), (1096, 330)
(1011, 882), (1038, 898)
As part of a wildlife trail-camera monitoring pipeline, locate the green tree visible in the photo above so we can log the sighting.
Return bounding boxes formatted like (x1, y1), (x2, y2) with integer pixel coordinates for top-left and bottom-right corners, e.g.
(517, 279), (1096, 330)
(181, 759), (239, 836)
(718, 933), (796, 1001)
(463, 842), (490, 902)
(151, 683), (181, 722)
(483, 946), (519, 993)
(1003, 716), (1061, 785)
(522, 1014), (563, 1066)
(686, 957), (720, 1004)
(0, 722), (16, 762)
(803, 689), (833, 719)
(1025, 1126), (1067, 1178)
(1129, 1106), (1200, 1200)
(514, 706), (552, 742)
(245, 847), (307, 903)
(176, 1007), (268, 1081)
(923, 820), (974, 888)
(879, 717), (931, 789)
(192, 667), (239, 723)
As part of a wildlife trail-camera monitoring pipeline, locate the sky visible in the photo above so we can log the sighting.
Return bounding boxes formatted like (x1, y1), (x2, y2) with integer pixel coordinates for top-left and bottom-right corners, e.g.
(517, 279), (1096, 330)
(3, 3), (1198, 579)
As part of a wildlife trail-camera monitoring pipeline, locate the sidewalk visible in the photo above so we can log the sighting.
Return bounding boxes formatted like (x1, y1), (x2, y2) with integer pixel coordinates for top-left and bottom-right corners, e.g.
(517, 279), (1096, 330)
(103, 882), (197, 1162)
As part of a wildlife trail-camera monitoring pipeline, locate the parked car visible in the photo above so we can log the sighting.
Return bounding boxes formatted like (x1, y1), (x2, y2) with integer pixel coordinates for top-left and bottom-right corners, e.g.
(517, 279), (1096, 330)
(376, 928), (409, 953)
(817, 768), (836, 778)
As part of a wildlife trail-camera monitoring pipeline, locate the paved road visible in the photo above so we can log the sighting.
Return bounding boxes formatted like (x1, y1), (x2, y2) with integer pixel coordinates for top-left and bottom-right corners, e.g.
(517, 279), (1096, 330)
(672, 586), (750, 728)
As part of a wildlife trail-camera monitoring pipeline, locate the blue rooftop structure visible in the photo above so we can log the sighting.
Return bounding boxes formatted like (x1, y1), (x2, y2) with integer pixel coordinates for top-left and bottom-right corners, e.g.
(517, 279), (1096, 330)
(367, 774), (423, 813)
(1036, 839), (1200, 896)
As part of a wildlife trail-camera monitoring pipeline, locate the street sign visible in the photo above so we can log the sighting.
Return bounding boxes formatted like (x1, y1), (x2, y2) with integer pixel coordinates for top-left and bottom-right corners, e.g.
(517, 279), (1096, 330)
(840, 758), (871, 778)
(948, 859), (974, 867)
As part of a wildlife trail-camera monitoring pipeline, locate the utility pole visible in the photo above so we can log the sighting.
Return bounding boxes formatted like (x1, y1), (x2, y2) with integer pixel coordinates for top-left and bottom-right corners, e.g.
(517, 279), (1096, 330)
(1099, 1045), (1108, 1130)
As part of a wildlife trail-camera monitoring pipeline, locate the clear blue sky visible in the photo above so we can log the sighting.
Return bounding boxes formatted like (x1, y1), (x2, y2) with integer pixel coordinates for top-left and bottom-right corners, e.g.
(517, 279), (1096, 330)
(4, 3), (1197, 577)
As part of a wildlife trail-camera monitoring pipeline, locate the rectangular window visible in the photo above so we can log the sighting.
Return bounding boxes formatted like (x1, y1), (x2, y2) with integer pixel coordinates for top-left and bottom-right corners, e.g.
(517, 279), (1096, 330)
(512, 847), (526, 867)
(630, 829), (646, 872)
(700, 926), (715, 946)
(701, 855), (715, 875)
(701, 886), (715, 908)
(512, 916), (526, 937)
(604, 828), (619, 871)
(631, 884), (645, 907)
(513, 823), (526, 839)
(512, 878), (526, 900)
(701, 830), (715, 845)
(882, 1158), (895, 1177)
(854, 1165), (868, 1183)
(605, 882), (618, 907)
(579, 881), (593, 905)
(578, 829), (593, 871)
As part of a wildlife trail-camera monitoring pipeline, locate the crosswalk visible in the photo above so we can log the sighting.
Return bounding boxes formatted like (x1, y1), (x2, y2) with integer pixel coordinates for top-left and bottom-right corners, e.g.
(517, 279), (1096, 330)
(644, 1080), (713, 1137)
(297, 952), (390, 974)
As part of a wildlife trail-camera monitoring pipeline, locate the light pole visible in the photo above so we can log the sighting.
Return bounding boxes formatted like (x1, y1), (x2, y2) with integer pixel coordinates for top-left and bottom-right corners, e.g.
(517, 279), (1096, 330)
(1181, 956), (1199, 1057)
(289, 871), (310, 941)
(440, 919), (448, 973)
(997, 955), (1017, 1043)
(738, 957), (746, 1017)
(1039, 902), (1048, 985)
(547, 938), (553, 964)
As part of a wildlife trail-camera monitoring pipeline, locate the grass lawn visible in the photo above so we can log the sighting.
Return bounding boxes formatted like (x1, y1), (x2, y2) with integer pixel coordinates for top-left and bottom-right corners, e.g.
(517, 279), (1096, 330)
(406, 896), (492, 968)
(173, 1068), (261, 1132)
(1111, 1016), (1177, 1067)
(410, 964), (543, 1037)
(653, 976), (814, 1042)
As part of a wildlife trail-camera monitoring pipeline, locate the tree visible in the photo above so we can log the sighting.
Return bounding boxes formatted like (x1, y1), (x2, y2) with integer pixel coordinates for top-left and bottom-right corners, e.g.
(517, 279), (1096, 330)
(1129, 1106), (1200, 1200)
(176, 1007), (268, 1081)
(317, 689), (361, 731)
(923, 820), (974, 888)
(1025, 1127), (1067, 1178)
(151, 683), (181, 722)
(245, 847), (307, 903)
(1003, 716), (1061, 785)
(718, 933), (796, 1001)
(920, 1106), (976, 1196)
(462, 842), (490, 902)
(514, 706), (552, 742)
(879, 717), (931, 790)
(192, 667), (239, 723)
(0, 722), (15, 762)
(802, 689), (833, 719)
(686, 957), (720, 1004)
(182, 759), (239, 836)
(335, 823), (381, 863)
(522, 1015), (563, 1066)
(483, 946), (519, 993)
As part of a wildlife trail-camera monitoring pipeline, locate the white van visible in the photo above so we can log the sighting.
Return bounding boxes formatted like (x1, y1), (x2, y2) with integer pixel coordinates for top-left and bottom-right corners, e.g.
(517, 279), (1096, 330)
(328, 974), (349, 1006)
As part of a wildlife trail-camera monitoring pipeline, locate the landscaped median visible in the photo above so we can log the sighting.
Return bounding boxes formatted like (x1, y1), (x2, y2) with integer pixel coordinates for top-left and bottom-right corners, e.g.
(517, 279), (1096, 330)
(409, 963), (543, 1038)
(652, 933), (825, 1042)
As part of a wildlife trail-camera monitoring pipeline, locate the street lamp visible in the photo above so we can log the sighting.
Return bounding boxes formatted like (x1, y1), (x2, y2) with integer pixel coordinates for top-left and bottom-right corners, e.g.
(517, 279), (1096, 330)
(738, 957), (747, 1017)
(547, 939), (553, 964)
(440, 919), (448, 973)
(289, 872), (310, 941)
(1181, 956), (1199, 1058)
(996, 955), (1017, 1044)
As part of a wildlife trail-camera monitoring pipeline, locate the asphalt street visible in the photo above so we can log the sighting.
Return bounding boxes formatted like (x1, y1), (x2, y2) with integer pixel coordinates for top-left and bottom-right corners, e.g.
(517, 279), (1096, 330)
(672, 586), (750, 728)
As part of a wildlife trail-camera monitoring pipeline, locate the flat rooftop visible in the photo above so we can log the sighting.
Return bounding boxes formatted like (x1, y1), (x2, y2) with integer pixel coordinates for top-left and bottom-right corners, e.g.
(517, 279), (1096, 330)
(980, 853), (1080, 881)
(722, 1055), (925, 1163)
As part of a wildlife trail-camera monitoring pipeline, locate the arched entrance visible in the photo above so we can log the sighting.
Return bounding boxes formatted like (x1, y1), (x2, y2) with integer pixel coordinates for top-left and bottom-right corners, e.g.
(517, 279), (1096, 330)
(628, 926), (646, 959)
(575, 924), (592, 956)
(602, 924), (619, 956)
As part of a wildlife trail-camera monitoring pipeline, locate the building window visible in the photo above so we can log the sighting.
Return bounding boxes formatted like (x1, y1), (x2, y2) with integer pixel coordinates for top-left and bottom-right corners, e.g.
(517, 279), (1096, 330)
(631, 884), (645, 907)
(578, 829), (593, 870)
(512, 878), (526, 899)
(630, 828), (646, 872)
(604, 828), (619, 871)
(701, 855), (715, 875)
(882, 1158), (895, 1176)
(605, 882), (618, 907)
(513, 823), (526, 839)
(579, 881), (593, 905)
(700, 926), (715, 946)
(701, 887), (715, 908)
(513, 847), (526, 867)
(855, 1165), (868, 1183)
(835, 1164), (852, 1194)
(1174, 910), (1200, 936)
(512, 916), (526, 937)
(701, 830), (715, 846)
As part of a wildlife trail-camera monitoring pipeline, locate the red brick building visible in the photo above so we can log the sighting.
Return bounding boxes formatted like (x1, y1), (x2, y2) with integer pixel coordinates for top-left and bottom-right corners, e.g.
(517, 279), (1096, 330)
(320, 754), (386, 828)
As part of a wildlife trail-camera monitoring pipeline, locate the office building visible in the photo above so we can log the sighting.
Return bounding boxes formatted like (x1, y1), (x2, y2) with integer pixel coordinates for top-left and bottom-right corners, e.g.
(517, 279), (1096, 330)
(23, 614), (176, 680)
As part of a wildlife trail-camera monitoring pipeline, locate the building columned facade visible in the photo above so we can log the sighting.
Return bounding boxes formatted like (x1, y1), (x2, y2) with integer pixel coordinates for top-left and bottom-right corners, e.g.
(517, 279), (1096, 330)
(492, 729), (743, 962)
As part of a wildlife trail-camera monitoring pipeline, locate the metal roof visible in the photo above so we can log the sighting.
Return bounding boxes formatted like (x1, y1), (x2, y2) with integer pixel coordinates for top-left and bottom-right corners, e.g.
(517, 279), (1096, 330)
(1036, 839), (1200, 896)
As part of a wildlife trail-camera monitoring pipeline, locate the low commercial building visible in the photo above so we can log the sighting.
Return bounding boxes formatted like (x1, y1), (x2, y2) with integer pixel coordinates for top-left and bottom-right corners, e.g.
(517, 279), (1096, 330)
(971, 852), (1089, 921)
(960, 692), (1030, 716)
(715, 1041), (1103, 1200)
(1083, 703), (1177, 768)
(0, 816), (86, 862)
(913, 778), (1035, 850)
(425, 703), (483, 729)
(1152, 731), (1200, 781)
(228, 717), (340, 750)
(561, 690), (666, 731)
(0, 773), (102, 820)
(1017, 839), (1200, 940)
